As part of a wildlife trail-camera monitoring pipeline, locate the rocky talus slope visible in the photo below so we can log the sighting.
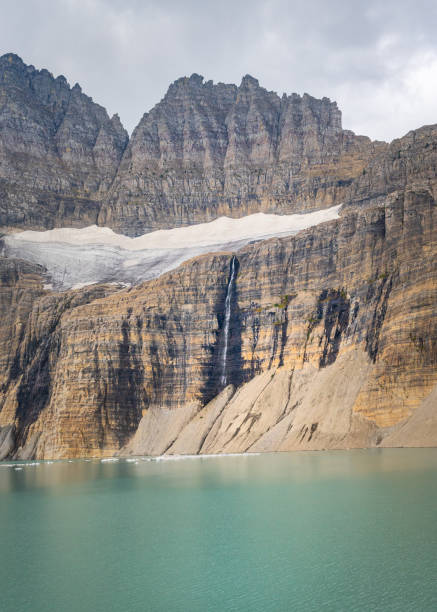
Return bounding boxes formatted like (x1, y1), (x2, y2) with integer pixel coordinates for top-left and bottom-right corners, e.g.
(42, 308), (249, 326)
(0, 124), (436, 458)
(0, 55), (436, 459)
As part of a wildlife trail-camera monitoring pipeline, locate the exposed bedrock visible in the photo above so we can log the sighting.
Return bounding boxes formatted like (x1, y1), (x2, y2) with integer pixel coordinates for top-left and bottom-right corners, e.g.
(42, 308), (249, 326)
(0, 53), (128, 232)
(0, 177), (435, 458)
(99, 74), (384, 234)
(0, 54), (384, 235)
(0, 54), (436, 459)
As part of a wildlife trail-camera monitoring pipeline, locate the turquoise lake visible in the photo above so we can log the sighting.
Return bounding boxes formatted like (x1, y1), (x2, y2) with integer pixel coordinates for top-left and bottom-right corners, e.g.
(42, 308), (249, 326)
(1, 449), (437, 611)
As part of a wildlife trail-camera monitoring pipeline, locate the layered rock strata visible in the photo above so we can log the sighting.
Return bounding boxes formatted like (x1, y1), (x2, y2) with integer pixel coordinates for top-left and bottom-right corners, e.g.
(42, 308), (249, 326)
(99, 74), (383, 235)
(0, 55), (436, 459)
(0, 129), (435, 457)
(0, 54), (383, 236)
(0, 53), (128, 232)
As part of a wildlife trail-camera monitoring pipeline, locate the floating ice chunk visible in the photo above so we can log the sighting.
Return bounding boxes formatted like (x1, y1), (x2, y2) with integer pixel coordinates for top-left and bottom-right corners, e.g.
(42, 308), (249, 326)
(152, 452), (261, 461)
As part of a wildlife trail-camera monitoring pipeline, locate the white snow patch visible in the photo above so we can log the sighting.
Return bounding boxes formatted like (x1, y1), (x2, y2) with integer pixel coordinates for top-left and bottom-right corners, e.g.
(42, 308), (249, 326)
(12, 207), (341, 250)
(3, 206), (341, 290)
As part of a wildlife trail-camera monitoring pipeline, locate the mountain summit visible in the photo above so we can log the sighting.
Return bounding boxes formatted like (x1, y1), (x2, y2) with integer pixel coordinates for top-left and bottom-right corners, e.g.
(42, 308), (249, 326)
(0, 53), (381, 235)
(0, 55), (436, 460)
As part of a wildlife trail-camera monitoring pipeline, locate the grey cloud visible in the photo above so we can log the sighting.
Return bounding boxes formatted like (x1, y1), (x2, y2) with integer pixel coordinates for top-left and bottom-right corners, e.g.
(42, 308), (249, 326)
(1, 0), (437, 141)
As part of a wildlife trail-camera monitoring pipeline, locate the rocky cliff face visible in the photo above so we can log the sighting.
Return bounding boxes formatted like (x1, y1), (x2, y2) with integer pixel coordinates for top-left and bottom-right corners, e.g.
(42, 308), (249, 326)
(0, 55), (435, 459)
(0, 55), (383, 236)
(100, 74), (383, 235)
(0, 124), (436, 458)
(0, 53), (128, 231)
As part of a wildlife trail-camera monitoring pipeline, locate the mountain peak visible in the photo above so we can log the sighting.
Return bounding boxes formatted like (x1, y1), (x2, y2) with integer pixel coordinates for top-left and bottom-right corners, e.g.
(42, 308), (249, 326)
(188, 73), (204, 85)
(169, 74), (205, 92)
(0, 52), (24, 66)
(240, 74), (259, 88)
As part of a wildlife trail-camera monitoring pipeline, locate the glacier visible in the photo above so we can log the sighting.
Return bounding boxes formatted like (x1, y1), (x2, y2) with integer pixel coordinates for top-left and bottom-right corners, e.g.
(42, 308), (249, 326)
(2, 206), (341, 290)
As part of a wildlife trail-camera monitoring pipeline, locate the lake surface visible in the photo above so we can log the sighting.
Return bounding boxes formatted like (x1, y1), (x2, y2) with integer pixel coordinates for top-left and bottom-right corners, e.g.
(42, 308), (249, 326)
(1, 449), (437, 612)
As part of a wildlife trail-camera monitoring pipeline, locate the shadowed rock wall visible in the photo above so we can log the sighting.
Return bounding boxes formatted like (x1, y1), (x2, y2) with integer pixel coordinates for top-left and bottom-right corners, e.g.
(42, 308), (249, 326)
(0, 53), (128, 232)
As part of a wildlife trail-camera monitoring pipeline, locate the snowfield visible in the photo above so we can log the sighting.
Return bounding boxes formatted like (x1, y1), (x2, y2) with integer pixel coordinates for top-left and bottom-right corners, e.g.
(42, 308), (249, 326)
(3, 206), (341, 290)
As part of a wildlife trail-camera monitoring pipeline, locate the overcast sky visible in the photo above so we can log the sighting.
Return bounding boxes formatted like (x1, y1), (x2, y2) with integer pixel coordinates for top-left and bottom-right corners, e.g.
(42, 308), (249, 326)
(1, 0), (437, 141)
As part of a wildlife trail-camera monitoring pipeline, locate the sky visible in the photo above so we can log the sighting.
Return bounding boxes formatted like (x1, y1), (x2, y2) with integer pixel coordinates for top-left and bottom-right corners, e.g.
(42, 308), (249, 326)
(1, 0), (437, 141)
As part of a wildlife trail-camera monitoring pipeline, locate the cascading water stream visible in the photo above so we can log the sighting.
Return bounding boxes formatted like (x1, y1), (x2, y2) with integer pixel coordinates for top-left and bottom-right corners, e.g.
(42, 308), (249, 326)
(220, 256), (237, 386)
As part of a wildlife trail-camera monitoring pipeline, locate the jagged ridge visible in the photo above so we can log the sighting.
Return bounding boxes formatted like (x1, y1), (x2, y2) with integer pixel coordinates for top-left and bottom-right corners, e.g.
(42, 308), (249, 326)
(0, 53), (383, 235)
(0, 55), (436, 460)
(0, 53), (128, 231)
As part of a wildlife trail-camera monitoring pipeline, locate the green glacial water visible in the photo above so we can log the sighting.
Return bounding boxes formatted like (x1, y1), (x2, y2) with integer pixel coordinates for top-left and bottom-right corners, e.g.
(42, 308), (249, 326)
(1, 448), (437, 612)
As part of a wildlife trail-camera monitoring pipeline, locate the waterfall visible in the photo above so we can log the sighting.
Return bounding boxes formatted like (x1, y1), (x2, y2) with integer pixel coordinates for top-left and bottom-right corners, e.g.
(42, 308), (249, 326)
(220, 256), (237, 386)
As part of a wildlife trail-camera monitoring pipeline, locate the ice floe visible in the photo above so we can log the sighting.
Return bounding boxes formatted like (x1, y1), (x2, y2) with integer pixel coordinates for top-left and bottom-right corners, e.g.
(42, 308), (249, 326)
(150, 452), (260, 461)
